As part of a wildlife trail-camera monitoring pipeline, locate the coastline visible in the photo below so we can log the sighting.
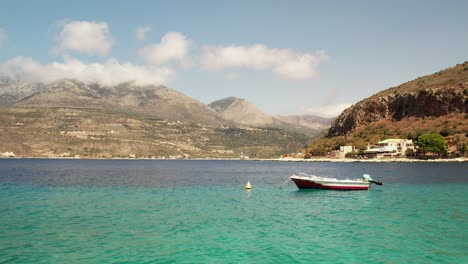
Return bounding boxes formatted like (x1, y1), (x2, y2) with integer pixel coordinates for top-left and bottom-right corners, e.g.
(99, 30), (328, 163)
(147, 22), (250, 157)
(268, 157), (468, 163)
(1, 156), (467, 162)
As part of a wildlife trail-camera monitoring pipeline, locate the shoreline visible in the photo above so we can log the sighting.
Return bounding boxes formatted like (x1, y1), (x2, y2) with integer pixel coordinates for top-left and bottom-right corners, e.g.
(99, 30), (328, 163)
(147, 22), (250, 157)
(262, 157), (468, 163)
(0, 156), (467, 163)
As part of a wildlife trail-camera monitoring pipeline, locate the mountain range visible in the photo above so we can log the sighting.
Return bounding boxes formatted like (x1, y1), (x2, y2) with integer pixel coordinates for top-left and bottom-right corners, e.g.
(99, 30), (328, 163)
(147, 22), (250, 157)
(1, 78), (331, 133)
(13, 79), (223, 124)
(4, 62), (466, 159)
(209, 97), (332, 133)
(0, 77), (331, 158)
(0, 76), (45, 106)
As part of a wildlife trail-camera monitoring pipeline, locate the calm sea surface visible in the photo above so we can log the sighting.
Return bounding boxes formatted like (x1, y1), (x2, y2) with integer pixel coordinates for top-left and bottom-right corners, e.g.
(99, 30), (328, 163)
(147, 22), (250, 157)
(0, 159), (467, 263)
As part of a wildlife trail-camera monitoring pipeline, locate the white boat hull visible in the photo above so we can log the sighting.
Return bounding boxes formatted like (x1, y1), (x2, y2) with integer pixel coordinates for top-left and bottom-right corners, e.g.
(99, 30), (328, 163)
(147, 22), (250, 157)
(290, 175), (371, 190)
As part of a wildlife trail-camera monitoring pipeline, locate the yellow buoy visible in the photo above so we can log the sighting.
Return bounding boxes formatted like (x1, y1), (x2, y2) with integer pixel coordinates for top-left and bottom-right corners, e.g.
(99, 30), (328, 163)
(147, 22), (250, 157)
(245, 180), (252, 190)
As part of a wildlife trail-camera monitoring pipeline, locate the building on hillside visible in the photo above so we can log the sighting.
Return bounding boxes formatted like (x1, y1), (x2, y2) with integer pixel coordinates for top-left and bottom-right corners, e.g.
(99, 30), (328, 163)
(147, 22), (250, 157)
(363, 139), (414, 158)
(330, 145), (355, 158)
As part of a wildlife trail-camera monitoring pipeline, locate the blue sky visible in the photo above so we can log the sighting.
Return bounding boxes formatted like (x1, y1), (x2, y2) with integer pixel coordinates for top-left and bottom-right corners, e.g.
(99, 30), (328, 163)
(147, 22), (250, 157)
(1, 0), (467, 117)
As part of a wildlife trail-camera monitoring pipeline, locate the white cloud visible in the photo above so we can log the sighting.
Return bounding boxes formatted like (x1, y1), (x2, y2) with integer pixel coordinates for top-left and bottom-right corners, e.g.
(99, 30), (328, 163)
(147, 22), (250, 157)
(0, 28), (6, 48)
(139, 32), (191, 65)
(0, 56), (174, 86)
(54, 20), (114, 56)
(201, 44), (328, 80)
(136, 26), (152, 41)
(304, 103), (351, 118)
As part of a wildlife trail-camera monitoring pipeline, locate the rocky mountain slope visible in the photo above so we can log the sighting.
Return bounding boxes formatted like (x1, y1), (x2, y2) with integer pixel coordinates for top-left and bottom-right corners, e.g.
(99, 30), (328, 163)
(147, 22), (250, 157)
(209, 97), (274, 126)
(303, 62), (468, 156)
(328, 62), (468, 137)
(0, 76), (45, 106)
(209, 97), (331, 136)
(0, 107), (308, 158)
(276, 115), (333, 131)
(12, 79), (223, 124)
(1, 77), (333, 133)
(0, 78), (316, 158)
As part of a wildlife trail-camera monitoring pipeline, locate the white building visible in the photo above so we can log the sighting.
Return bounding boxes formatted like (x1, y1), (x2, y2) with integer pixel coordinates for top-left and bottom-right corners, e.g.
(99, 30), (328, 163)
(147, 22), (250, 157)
(364, 139), (414, 158)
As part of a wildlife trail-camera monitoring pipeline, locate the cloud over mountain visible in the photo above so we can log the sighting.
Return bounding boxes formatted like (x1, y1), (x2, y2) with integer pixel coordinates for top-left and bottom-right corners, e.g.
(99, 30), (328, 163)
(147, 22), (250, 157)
(201, 44), (328, 80)
(53, 20), (114, 56)
(1, 19), (328, 88)
(0, 56), (174, 86)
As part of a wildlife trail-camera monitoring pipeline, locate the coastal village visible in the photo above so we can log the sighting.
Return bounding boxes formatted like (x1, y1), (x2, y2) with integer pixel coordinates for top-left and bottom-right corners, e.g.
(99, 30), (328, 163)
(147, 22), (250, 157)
(2, 135), (467, 162)
(282, 134), (467, 162)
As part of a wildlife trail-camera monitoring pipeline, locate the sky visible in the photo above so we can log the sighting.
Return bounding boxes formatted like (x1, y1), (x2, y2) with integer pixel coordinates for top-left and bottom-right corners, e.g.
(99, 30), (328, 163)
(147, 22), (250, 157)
(0, 0), (467, 117)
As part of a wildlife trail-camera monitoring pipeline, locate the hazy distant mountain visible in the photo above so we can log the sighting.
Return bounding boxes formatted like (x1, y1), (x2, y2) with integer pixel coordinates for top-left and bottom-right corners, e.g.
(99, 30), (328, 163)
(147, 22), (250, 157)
(275, 115), (333, 131)
(0, 76), (45, 106)
(14, 79), (222, 124)
(209, 96), (332, 136)
(209, 97), (274, 126)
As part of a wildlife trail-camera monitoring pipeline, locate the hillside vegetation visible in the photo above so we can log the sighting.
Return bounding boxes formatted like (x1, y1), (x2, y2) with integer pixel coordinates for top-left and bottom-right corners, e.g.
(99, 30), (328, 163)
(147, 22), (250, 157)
(307, 62), (468, 156)
(0, 107), (308, 159)
(328, 62), (467, 137)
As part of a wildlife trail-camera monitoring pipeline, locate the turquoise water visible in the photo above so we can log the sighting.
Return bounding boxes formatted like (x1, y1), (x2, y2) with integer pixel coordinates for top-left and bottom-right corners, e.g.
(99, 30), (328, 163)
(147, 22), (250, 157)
(0, 160), (467, 263)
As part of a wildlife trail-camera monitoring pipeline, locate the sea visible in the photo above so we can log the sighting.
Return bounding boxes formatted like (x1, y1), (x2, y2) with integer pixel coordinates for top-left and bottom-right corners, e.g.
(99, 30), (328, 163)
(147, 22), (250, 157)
(0, 159), (467, 263)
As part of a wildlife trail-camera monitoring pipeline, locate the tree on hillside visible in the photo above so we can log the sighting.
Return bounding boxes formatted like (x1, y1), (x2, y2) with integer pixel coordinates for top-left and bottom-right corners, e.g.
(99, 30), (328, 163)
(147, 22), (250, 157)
(416, 133), (448, 157)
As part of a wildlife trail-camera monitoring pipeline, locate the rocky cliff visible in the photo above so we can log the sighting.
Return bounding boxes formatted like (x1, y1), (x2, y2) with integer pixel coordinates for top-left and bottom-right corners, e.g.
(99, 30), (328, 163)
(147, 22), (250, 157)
(328, 62), (468, 137)
(0, 76), (45, 106)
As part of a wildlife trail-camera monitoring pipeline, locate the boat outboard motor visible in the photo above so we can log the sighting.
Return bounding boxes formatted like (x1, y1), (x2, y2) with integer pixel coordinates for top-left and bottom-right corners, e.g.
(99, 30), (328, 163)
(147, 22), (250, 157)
(363, 174), (383, 186)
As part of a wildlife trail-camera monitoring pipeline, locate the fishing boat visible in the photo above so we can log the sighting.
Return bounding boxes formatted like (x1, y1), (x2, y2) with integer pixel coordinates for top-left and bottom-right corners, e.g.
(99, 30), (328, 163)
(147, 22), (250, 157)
(289, 173), (382, 190)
